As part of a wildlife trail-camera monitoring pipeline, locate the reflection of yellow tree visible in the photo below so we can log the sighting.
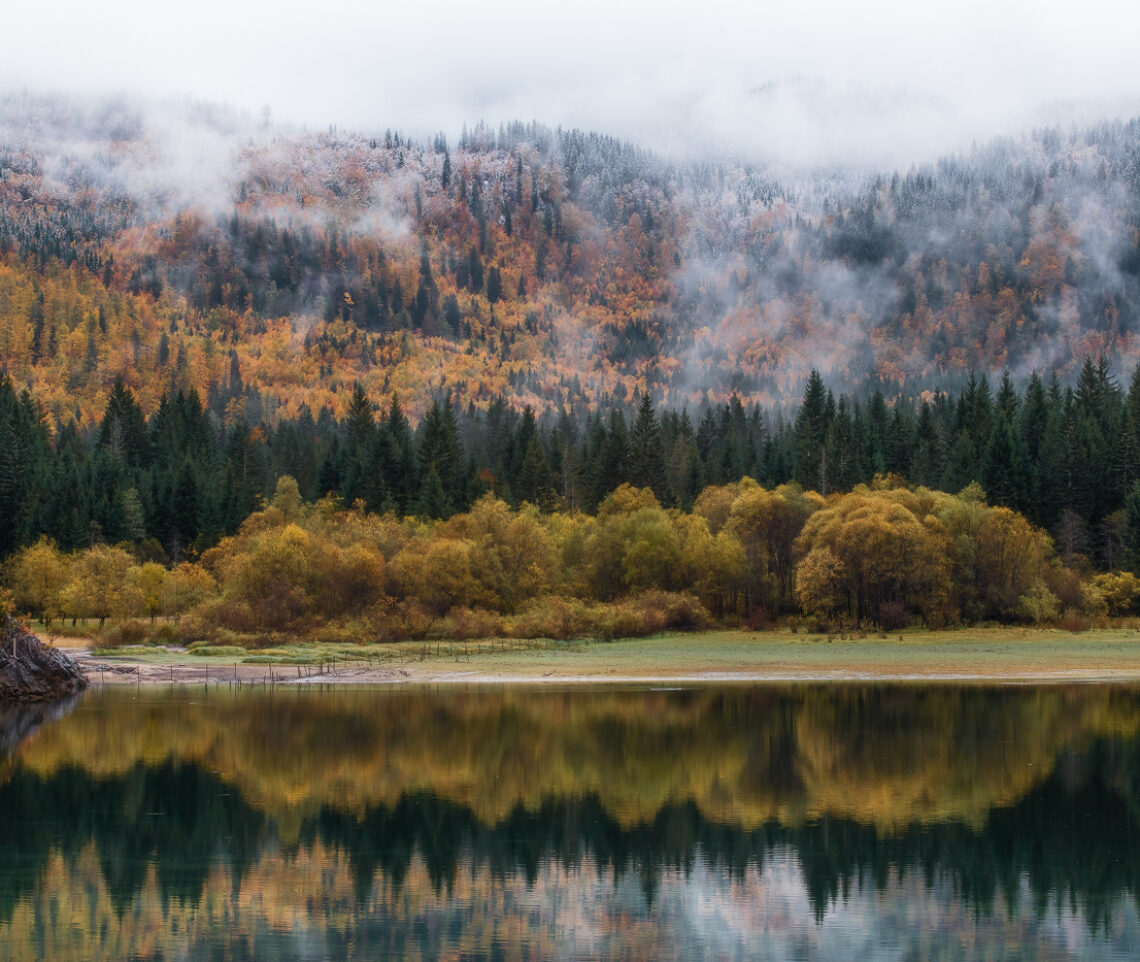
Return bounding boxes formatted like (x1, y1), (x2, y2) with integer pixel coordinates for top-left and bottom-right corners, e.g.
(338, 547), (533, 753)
(18, 687), (1140, 839)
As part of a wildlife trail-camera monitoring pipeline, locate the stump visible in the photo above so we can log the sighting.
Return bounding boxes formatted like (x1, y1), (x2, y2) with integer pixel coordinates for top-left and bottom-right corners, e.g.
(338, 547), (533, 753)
(0, 617), (89, 702)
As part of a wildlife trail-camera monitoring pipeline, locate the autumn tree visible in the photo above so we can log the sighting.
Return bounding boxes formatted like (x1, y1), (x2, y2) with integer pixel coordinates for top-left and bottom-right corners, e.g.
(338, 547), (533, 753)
(4, 537), (70, 626)
(794, 486), (953, 626)
(59, 544), (136, 627)
(455, 495), (555, 612)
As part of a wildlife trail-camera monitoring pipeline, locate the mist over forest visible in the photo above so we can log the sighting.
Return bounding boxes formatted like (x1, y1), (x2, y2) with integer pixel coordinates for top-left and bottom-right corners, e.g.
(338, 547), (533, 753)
(2, 89), (1139, 430)
(5, 91), (1140, 620)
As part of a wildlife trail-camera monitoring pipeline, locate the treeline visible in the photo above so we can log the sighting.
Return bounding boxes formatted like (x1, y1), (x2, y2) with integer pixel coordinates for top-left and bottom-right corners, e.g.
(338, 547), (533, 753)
(7, 472), (1135, 644)
(7, 358), (1140, 574)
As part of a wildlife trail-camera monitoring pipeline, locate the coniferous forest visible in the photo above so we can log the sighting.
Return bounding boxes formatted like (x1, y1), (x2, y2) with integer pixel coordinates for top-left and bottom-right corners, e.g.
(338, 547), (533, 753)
(4, 92), (1140, 638)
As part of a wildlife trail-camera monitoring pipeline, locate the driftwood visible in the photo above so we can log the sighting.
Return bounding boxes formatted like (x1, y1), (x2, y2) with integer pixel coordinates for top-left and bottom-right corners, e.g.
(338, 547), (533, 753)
(0, 617), (88, 702)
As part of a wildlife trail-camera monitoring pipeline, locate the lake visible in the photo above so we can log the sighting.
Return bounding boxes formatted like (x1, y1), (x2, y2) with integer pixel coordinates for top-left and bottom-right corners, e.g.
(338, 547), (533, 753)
(2, 683), (1139, 960)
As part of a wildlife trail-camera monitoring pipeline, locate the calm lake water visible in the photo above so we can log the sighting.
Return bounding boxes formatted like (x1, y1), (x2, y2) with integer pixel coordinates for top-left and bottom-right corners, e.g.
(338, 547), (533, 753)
(2, 683), (1140, 960)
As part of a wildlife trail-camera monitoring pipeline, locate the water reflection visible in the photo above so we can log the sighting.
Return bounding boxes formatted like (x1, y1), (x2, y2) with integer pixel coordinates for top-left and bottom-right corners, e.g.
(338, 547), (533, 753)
(0, 694), (79, 757)
(1, 684), (1139, 960)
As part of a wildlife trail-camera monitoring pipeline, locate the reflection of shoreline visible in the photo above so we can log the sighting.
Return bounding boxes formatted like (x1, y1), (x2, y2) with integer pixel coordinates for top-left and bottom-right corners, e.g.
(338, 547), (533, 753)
(15, 686), (1140, 834)
(3, 686), (1140, 955)
(0, 694), (81, 759)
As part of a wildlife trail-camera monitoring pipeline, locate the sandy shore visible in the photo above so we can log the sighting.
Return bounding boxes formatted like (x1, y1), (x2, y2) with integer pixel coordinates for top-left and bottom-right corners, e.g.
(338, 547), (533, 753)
(61, 627), (1140, 687)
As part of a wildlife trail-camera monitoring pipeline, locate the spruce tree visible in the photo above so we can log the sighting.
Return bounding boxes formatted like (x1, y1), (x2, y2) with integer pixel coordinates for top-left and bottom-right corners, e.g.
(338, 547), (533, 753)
(515, 437), (558, 511)
(793, 370), (833, 492)
(628, 392), (667, 501)
(417, 398), (464, 512)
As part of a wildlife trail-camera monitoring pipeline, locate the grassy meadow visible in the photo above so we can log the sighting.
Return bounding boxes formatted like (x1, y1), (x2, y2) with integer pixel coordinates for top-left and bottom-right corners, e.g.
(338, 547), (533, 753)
(75, 625), (1140, 683)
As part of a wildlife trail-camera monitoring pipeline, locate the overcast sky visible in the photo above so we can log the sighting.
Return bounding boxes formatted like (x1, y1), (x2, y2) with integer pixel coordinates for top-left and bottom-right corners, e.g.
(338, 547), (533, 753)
(4, 0), (1140, 167)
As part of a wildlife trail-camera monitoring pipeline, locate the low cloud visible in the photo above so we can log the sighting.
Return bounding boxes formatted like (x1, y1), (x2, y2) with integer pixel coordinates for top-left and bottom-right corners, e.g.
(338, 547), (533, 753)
(3, 0), (1140, 170)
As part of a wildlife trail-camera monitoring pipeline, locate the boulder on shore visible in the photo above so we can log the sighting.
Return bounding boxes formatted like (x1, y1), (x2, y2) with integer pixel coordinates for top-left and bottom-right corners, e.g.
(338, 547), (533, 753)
(0, 617), (88, 702)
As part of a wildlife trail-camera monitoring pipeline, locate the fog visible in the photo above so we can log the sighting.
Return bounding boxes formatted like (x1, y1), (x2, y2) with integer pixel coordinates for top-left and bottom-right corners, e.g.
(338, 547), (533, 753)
(3, 0), (1139, 167)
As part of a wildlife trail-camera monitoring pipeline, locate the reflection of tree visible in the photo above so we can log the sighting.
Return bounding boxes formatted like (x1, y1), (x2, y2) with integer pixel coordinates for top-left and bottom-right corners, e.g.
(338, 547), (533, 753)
(302, 743), (1140, 924)
(7, 744), (1131, 926)
(5, 686), (1140, 936)
(0, 763), (267, 923)
(24, 685), (1140, 837)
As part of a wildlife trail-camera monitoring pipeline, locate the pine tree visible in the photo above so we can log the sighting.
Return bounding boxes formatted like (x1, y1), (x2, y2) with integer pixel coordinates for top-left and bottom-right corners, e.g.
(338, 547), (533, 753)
(377, 395), (415, 513)
(794, 370), (832, 492)
(417, 398), (464, 512)
(627, 392), (667, 501)
(590, 410), (629, 508)
(515, 437), (558, 511)
(486, 266), (502, 304)
(1124, 481), (1140, 574)
(982, 418), (1028, 508)
(414, 466), (452, 519)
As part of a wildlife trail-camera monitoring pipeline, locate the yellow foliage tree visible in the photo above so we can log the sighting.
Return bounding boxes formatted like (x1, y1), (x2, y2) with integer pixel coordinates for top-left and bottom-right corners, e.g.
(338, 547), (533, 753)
(129, 562), (167, 623)
(4, 537), (71, 626)
(726, 480), (818, 615)
(794, 487), (952, 625)
(454, 495), (556, 613)
(161, 563), (218, 620)
(795, 547), (846, 619)
(59, 545), (136, 628)
(974, 507), (1053, 618)
(391, 537), (477, 615)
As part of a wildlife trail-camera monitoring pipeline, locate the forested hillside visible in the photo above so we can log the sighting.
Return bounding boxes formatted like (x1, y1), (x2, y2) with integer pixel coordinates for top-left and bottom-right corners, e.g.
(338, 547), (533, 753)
(2, 93), (1140, 431)
(5, 93), (1140, 633)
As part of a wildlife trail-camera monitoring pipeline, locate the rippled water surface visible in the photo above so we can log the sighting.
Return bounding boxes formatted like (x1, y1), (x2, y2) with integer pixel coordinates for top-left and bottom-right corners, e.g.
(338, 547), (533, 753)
(2, 683), (1140, 960)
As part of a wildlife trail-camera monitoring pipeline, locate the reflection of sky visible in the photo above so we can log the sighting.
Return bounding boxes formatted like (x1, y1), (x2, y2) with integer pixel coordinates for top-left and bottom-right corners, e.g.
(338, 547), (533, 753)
(528, 852), (1140, 961)
(6, 845), (1140, 960)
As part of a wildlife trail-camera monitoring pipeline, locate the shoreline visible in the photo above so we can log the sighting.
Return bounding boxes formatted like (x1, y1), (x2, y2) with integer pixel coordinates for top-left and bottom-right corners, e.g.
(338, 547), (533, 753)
(57, 626), (1140, 687)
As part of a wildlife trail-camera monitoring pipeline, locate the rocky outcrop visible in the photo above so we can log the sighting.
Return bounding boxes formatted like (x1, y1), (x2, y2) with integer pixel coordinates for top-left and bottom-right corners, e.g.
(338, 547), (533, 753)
(0, 617), (88, 701)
